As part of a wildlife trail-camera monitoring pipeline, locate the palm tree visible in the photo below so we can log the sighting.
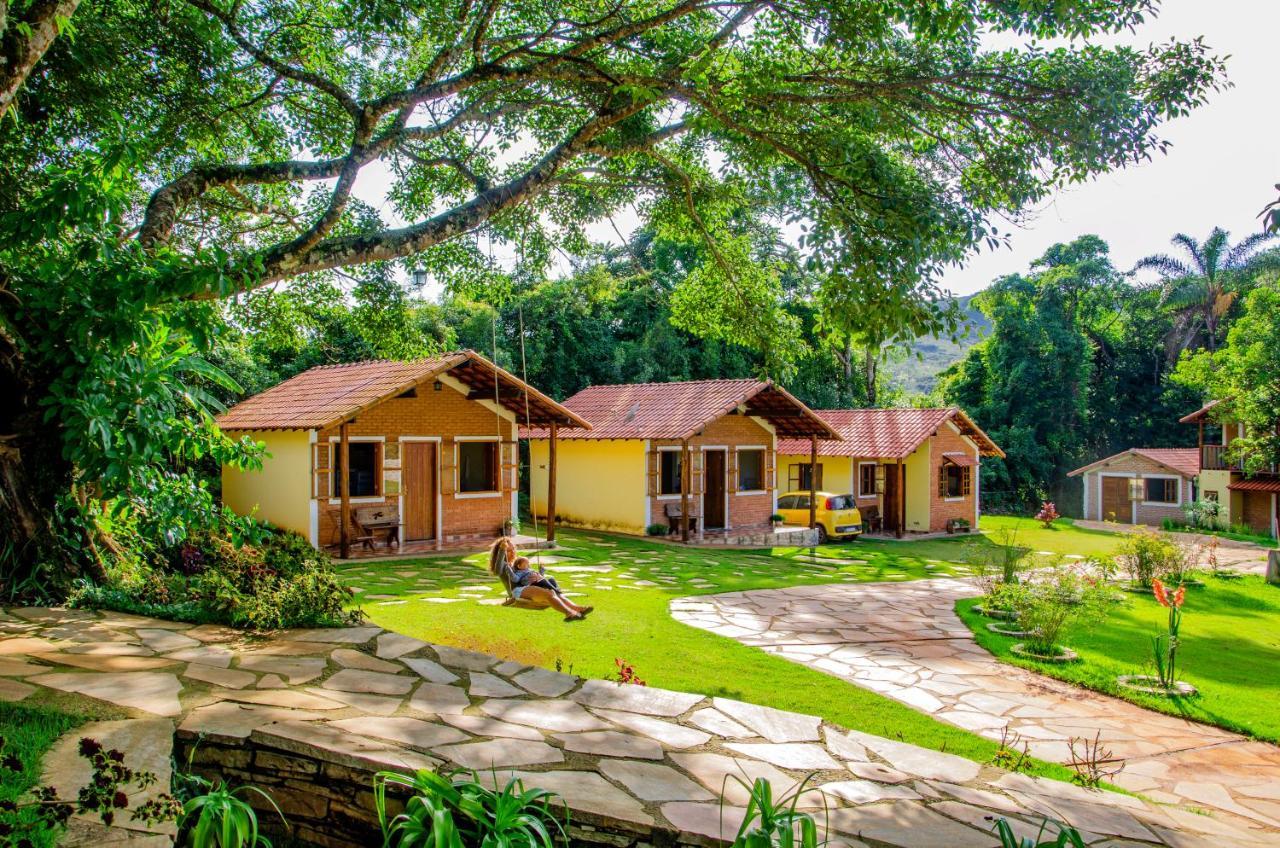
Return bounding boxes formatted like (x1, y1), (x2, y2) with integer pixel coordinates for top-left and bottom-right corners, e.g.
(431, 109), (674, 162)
(1134, 227), (1277, 356)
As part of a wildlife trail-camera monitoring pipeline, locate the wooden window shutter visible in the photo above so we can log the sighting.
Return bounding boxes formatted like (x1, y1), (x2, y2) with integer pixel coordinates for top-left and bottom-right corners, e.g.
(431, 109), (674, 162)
(962, 467), (972, 497)
(938, 464), (948, 498)
(441, 438), (456, 495)
(646, 449), (659, 497)
(728, 450), (739, 492)
(765, 448), (775, 490)
(500, 441), (518, 492)
(691, 450), (705, 496)
(313, 441), (332, 499)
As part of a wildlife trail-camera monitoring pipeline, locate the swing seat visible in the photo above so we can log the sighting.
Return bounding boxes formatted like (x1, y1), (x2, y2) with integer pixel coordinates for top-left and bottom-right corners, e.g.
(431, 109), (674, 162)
(502, 595), (551, 610)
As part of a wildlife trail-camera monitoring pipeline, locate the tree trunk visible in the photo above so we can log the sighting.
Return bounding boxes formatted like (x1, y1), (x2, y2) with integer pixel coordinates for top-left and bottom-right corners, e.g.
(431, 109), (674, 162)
(863, 347), (878, 406)
(0, 0), (82, 115)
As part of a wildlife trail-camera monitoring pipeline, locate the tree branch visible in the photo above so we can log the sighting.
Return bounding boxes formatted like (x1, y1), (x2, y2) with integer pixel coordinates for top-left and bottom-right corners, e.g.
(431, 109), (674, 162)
(0, 0), (80, 114)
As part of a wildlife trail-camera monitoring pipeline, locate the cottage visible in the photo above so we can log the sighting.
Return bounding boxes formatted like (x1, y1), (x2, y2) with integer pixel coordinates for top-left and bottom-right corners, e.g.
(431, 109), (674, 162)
(1180, 400), (1279, 538)
(216, 351), (589, 556)
(1067, 448), (1199, 527)
(776, 408), (1003, 536)
(524, 380), (839, 541)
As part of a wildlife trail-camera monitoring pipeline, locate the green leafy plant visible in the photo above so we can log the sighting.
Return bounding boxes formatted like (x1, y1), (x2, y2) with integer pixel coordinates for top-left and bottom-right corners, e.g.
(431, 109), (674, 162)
(1151, 578), (1187, 690)
(988, 815), (1086, 848)
(988, 725), (1032, 774)
(1117, 528), (1184, 589)
(175, 771), (284, 848)
(374, 769), (567, 848)
(1008, 567), (1111, 657)
(726, 775), (822, 848)
(645, 523), (670, 537)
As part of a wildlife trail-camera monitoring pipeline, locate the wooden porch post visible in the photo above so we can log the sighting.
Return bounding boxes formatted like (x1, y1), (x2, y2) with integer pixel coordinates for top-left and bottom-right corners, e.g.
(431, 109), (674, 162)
(896, 458), (905, 539)
(1198, 420), (1205, 467)
(547, 422), (558, 544)
(681, 439), (691, 543)
(339, 421), (351, 559)
(808, 435), (818, 530)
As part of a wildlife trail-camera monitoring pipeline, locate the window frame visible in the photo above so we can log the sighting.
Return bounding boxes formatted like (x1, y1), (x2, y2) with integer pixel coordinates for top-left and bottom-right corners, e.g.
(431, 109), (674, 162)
(1142, 476), (1180, 506)
(326, 436), (385, 504)
(736, 446), (767, 493)
(455, 437), (501, 497)
(787, 462), (822, 492)
(858, 462), (878, 498)
(657, 447), (684, 498)
(938, 461), (971, 501)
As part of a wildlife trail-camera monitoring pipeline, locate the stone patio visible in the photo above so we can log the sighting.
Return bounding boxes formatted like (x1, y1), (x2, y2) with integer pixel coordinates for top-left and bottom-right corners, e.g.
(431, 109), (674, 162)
(2, 607), (1267, 846)
(671, 578), (1280, 842)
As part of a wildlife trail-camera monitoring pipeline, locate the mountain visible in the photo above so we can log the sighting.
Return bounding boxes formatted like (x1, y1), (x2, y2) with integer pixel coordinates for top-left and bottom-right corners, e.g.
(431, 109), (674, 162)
(885, 293), (989, 396)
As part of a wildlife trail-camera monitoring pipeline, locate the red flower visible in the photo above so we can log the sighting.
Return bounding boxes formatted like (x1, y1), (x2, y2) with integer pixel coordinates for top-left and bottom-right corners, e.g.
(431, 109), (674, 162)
(1152, 578), (1169, 608)
(1172, 585), (1186, 609)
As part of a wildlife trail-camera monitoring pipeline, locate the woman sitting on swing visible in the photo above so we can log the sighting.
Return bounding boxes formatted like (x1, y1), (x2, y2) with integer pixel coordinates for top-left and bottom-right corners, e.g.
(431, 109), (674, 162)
(488, 538), (594, 622)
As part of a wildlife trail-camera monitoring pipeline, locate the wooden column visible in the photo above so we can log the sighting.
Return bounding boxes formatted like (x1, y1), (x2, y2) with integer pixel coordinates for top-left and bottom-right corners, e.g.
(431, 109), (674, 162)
(547, 422), (558, 544)
(339, 421), (351, 559)
(1198, 420), (1205, 467)
(808, 435), (818, 530)
(681, 439), (691, 543)
(896, 458), (905, 539)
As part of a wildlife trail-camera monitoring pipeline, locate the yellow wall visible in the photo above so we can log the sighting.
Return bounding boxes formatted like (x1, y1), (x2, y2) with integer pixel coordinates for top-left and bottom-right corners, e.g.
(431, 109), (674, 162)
(903, 441), (931, 532)
(776, 455), (855, 494)
(529, 439), (647, 534)
(221, 430), (314, 540)
(1197, 469), (1237, 527)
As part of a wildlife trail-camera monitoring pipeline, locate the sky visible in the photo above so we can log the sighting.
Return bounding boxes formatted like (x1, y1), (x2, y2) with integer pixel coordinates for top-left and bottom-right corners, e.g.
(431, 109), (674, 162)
(355, 0), (1280, 298)
(942, 0), (1280, 294)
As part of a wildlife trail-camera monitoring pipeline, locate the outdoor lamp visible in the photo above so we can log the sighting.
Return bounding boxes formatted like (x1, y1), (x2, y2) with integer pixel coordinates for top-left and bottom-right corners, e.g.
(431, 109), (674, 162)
(411, 267), (429, 288)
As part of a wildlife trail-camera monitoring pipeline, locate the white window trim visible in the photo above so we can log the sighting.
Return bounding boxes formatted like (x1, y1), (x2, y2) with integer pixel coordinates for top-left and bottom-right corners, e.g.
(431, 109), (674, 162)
(655, 445), (685, 500)
(734, 445), (768, 495)
(1140, 473), (1183, 508)
(325, 435), (386, 505)
(454, 435), (502, 498)
(857, 461), (878, 498)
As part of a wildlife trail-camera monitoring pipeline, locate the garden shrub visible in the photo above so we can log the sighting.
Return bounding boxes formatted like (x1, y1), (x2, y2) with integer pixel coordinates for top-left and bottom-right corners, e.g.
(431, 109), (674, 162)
(645, 523), (670, 537)
(69, 527), (360, 630)
(1116, 528), (1185, 588)
(1009, 566), (1112, 656)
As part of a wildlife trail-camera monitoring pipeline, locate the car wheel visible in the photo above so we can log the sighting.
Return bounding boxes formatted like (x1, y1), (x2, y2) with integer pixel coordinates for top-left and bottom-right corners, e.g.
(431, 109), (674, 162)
(815, 524), (828, 544)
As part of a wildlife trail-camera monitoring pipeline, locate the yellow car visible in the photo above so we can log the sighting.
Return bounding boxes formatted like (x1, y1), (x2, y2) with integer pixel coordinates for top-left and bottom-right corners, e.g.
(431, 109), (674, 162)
(776, 491), (862, 543)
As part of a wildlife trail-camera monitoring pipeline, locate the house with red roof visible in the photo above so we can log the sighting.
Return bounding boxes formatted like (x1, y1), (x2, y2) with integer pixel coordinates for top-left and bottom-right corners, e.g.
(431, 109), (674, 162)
(523, 380), (839, 542)
(215, 351), (588, 556)
(775, 408), (1004, 536)
(1179, 400), (1278, 538)
(1068, 448), (1201, 527)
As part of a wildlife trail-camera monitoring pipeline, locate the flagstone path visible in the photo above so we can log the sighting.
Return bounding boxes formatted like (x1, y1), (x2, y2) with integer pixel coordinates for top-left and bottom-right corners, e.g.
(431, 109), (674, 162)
(1, 608), (1268, 847)
(671, 578), (1280, 843)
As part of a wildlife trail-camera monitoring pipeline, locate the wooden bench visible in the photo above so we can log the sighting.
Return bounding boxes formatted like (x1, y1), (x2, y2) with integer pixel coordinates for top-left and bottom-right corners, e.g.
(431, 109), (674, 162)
(352, 505), (400, 549)
(664, 502), (698, 534)
(861, 504), (884, 534)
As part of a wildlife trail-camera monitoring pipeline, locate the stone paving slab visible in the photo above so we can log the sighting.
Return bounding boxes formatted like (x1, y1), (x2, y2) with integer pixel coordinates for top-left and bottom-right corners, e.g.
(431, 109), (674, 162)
(2, 606), (1275, 847)
(671, 578), (1280, 840)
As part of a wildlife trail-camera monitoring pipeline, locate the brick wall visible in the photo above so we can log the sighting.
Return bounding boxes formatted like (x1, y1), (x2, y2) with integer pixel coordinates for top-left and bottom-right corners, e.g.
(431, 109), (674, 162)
(316, 380), (515, 548)
(929, 427), (978, 533)
(1241, 490), (1275, 535)
(649, 414), (774, 532)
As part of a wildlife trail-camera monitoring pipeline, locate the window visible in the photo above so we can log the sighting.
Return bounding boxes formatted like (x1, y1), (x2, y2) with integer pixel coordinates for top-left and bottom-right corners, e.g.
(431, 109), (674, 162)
(1144, 478), (1178, 504)
(788, 463), (822, 491)
(738, 449), (765, 491)
(787, 494), (811, 510)
(659, 450), (683, 495)
(777, 495), (798, 510)
(458, 440), (499, 493)
(828, 494), (855, 510)
(938, 462), (971, 499)
(333, 441), (381, 497)
(1204, 490), (1219, 502)
(859, 463), (877, 497)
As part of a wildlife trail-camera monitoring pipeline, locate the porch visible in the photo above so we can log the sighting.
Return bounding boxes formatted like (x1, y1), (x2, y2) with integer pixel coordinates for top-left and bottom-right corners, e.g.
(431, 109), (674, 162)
(326, 533), (553, 561)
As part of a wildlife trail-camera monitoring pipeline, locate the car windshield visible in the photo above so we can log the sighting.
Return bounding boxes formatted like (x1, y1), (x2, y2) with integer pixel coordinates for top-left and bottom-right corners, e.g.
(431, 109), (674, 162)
(827, 495), (855, 510)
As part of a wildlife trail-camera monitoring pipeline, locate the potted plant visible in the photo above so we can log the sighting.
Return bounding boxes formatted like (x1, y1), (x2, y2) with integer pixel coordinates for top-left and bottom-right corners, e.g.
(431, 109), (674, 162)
(501, 518), (517, 537)
(769, 513), (785, 529)
(947, 517), (971, 534)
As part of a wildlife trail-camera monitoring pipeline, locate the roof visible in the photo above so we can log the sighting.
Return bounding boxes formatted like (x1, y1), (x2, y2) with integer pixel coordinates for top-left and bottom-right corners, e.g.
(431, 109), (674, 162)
(521, 379), (839, 441)
(775, 408), (1004, 459)
(216, 350), (591, 432)
(1227, 476), (1280, 493)
(1180, 399), (1226, 424)
(1067, 448), (1200, 479)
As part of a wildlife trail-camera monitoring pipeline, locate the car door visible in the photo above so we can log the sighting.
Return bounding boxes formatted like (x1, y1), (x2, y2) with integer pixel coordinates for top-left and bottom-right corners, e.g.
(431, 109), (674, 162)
(777, 494), (808, 526)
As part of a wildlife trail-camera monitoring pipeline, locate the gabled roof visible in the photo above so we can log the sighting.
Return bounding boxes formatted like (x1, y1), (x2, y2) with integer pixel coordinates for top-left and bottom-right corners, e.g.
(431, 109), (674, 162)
(521, 379), (839, 441)
(1067, 448), (1200, 479)
(1179, 399), (1227, 425)
(216, 350), (591, 432)
(776, 408), (1004, 459)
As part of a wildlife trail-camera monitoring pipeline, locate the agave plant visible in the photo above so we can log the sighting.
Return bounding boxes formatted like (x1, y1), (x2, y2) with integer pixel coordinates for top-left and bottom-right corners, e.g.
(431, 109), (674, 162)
(375, 768), (567, 848)
(725, 774), (823, 848)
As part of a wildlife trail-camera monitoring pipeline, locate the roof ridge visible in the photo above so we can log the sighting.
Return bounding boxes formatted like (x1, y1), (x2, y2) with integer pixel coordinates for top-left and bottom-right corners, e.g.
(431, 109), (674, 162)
(577, 377), (763, 390)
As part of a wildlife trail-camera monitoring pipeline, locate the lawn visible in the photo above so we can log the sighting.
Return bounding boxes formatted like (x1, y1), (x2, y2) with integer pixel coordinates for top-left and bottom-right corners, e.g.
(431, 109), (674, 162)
(339, 516), (1126, 783)
(0, 702), (83, 847)
(957, 573), (1280, 743)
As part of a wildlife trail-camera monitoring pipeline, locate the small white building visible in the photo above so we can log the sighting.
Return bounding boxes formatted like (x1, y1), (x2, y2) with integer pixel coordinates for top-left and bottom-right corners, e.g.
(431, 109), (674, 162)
(1068, 448), (1198, 526)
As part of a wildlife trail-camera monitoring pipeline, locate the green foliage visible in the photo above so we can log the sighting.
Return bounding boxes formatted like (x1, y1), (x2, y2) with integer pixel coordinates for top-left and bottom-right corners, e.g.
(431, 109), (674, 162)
(374, 769), (567, 848)
(728, 776), (821, 848)
(1005, 567), (1112, 656)
(645, 523), (670, 537)
(0, 704), (83, 848)
(1116, 528), (1186, 589)
(990, 817), (1086, 848)
(177, 774), (283, 848)
(68, 528), (360, 630)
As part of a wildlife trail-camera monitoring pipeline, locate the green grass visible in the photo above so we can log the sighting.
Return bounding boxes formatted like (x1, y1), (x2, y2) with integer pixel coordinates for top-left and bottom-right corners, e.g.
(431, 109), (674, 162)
(1158, 520), (1280, 549)
(0, 702), (83, 847)
(340, 517), (1129, 784)
(957, 573), (1280, 743)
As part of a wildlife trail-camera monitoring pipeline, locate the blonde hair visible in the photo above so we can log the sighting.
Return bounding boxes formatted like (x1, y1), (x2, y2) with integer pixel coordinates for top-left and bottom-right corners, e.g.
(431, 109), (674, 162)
(487, 537), (515, 575)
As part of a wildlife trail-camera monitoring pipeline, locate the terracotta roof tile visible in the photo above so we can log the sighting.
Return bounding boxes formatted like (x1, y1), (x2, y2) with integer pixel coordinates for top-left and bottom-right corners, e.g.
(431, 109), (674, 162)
(776, 408), (1003, 459)
(1228, 476), (1280, 493)
(1067, 447), (1199, 478)
(522, 379), (837, 440)
(216, 351), (589, 431)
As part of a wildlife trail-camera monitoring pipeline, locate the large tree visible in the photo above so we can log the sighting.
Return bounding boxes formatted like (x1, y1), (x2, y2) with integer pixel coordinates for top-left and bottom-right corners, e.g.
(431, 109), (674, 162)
(0, 0), (1226, 587)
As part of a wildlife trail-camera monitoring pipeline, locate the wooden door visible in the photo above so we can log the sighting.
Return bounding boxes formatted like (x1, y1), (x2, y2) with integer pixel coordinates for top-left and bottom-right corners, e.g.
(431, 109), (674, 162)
(403, 442), (436, 542)
(1101, 477), (1129, 523)
(704, 450), (727, 529)
(883, 463), (900, 532)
